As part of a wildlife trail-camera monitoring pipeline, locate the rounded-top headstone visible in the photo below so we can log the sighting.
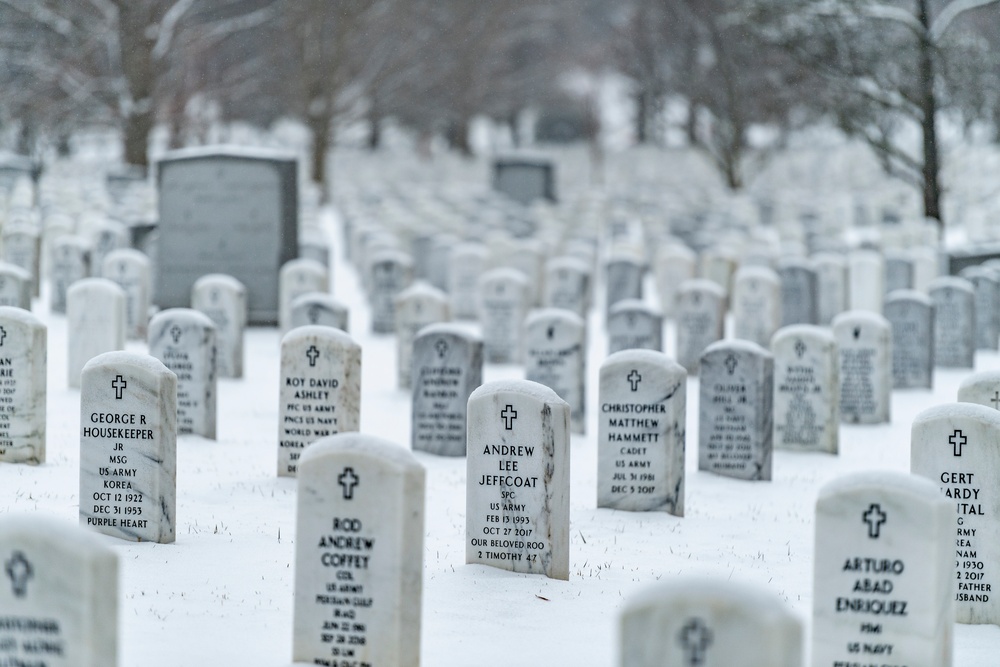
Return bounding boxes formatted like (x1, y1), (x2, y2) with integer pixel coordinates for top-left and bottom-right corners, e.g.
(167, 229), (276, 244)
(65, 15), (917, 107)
(466, 379), (570, 580)
(884, 289), (934, 389)
(958, 370), (1000, 411)
(0, 307), (46, 464)
(832, 310), (892, 424)
(148, 308), (218, 439)
(771, 324), (838, 454)
(293, 434), (424, 667)
(191, 273), (247, 378)
(620, 578), (803, 667)
(0, 515), (118, 666)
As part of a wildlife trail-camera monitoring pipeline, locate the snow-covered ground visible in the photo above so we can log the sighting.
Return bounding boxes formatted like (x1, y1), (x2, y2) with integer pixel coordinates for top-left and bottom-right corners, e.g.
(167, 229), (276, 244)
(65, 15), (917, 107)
(5, 140), (1000, 664)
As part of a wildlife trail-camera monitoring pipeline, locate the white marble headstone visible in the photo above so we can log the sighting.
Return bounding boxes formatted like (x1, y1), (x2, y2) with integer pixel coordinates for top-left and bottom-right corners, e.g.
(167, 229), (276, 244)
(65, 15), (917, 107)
(911, 402), (1000, 624)
(884, 289), (934, 389)
(191, 273), (246, 379)
(698, 340), (774, 480)
(928, 276), (975, 369)
(0, 515), (118, 666)
(732, 265), (781, 348)
(607, 300), (662, 355)
(778, 257), (818, 326)
(478, 268), (530, 364)
(958, 370), (1000, 411)
(605, 254), (645, 317)
(620, 579), (803, 667)
(849, 250), (885, 313)
(79, 351), (177, 543)
(544, 256), (591, 319)
(466, 379), (570, 580)
(0, 307), (46, 464)
(279, 258), (328, 334)
(148, 308), (217, 439)
(0, 261), (32, 309)
(961, 266), (1000, 351)
(394, 281), (449, 389)
(289, 292), (349, 333)
(101, 248), (151, 340)
(524, 309), (586, 434)
(1, 224), (40, 297)
(411, 324), (483, 457)
(675, 279), (726, 375)
(449, 242), (489, 320)
(278, 326), (361, 477)
(292, 434), (424, 667)
(66, 278), (126, 389)
(833, 311), (891, 424)
(654, 244), (696, 316)
(771, 325), (838, 454)
(597, 349), (686, 514)
(812, 471), (953, 667)
(812, 252), (847, 325)
(368, 249), (413, 334)
(49, 235), (90, 314)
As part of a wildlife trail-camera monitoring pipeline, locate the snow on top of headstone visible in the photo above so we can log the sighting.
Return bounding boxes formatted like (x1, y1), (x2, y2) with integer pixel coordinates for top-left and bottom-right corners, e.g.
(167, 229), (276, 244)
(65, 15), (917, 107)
(282, 258), (326, 273)
(885, 289), (933, 306)
(369, 248), (413, 266)
(777, 256), (815, 270)
(469, 379), (567, 407)
(812, 251), (846, 265)
(281, 324), (357, 348)
(524, 308), (585, 328)
(395, 281), (446, 302)
(609, 299), (661, 317)
(158, 145), (297, 164)
(0, 513), (117, 555)
(193, 273), (246, 292)
(928, 276), (974, 293)
(0, 305), (42, 327)
(150, 307), (217, 330)
(818, 470), (941, 502)
(290, 292), (347, 309)
(703, 338), (771, 358)
(546, 255), (590, 272)
(67, 276), (123, 295)
(479, 267), (529, 285)
(678, 279), (726, 297)
(658, 243), (696, 260)
(300, 432), (421, 471)
(604, 348), (684, 372)
(104, 247), (150, 265)
(913, 401), (1000, 429)
(772, 324), (834, 345)
(83, 350), (171, 376)
(623, 577), (798, 620)
(414, 321), (481, 342)
(959, 371), (1000, 392)
(734, 265), (779, 283)
(960, 265), (999, 282)
(832, 309), (890, 329)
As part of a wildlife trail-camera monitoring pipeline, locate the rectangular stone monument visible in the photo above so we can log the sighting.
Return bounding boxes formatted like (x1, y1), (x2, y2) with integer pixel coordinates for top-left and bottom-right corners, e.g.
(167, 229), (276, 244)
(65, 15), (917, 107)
(492, 155), (556, 204)
(772, 325), (838, 454)
(597, 350), (686, 515)
(66, 278), (126, 389)
(778, 258), (819, 326)
(0, 308), (46, 465)
(369, 250), (413, 334)
(278, 326), (361, 477)
(279, 258), (328, 334)
(961, 266), (999, 351)
(293, 434), (424, 667)
(102, 248), (152, 340)
(80, 351), (177, 543)
(812, 471), (953, 667)
(911, 403), (1000, 624)
(620, 579), (802, 667)
(849, 250), (885, 313)
(698, 340), (774, 480)
(885, 290), (934, 389)
(605, 254), (644, 317)
(0, 516), (118, 666)
(833, 311), (892, 424)
(524, 309), (586, 434)
(544, 256), (590, 320)
(411, 324), (483, 457)
(466, 380), (570, 580)
(654, 244), (696, 316)
(156, 147), (298, 324)
(148, 309), (217, 439)
(191, 274), (246, 379)
(813, 252), (847, 324)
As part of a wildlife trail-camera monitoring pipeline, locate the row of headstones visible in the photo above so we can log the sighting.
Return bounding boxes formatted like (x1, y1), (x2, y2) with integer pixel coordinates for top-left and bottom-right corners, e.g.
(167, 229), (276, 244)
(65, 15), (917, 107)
(1, 434), (983, 665)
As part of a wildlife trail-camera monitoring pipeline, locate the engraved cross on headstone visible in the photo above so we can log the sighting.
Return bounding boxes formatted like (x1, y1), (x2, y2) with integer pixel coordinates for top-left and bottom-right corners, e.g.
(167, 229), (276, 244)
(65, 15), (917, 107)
(0, 326), (6, 347)
(950, 429), (967, 457)
(435, 339), (449, 359)
(112, 374), (127, 400)
(794, 339), (806, 358)
(5, 551), (32, 598)
(308, 305), (320, 325)
(306, 345), (320, 367)
(170, 325), (182, 344)
(627, 370), (642, 392)
(724, 354), (738, 375)
(501, 405), (517, 430)
(992, 391), (1000, 410)
(863, 503), (887, 538)
(678, 618), (713, 666)
(338, 467), (359, 500)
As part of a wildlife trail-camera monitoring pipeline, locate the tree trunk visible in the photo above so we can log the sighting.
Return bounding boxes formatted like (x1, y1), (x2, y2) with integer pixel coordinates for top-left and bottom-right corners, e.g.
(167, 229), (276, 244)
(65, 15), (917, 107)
(686, 99), (699, 146)
(635, 90), (648, 144)
(367, 101), (381, 151)
(447, 117), (473, 157)
(116, 3), (156, 169)
(308, 113), (330, 195)
(917, 0), (943, 231)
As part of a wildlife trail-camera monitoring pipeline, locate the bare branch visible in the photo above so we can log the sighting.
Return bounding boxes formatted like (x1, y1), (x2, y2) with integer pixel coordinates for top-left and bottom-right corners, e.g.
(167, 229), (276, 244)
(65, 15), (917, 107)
(151, 0), (196, 61)
(930, 0), (1000, 41)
